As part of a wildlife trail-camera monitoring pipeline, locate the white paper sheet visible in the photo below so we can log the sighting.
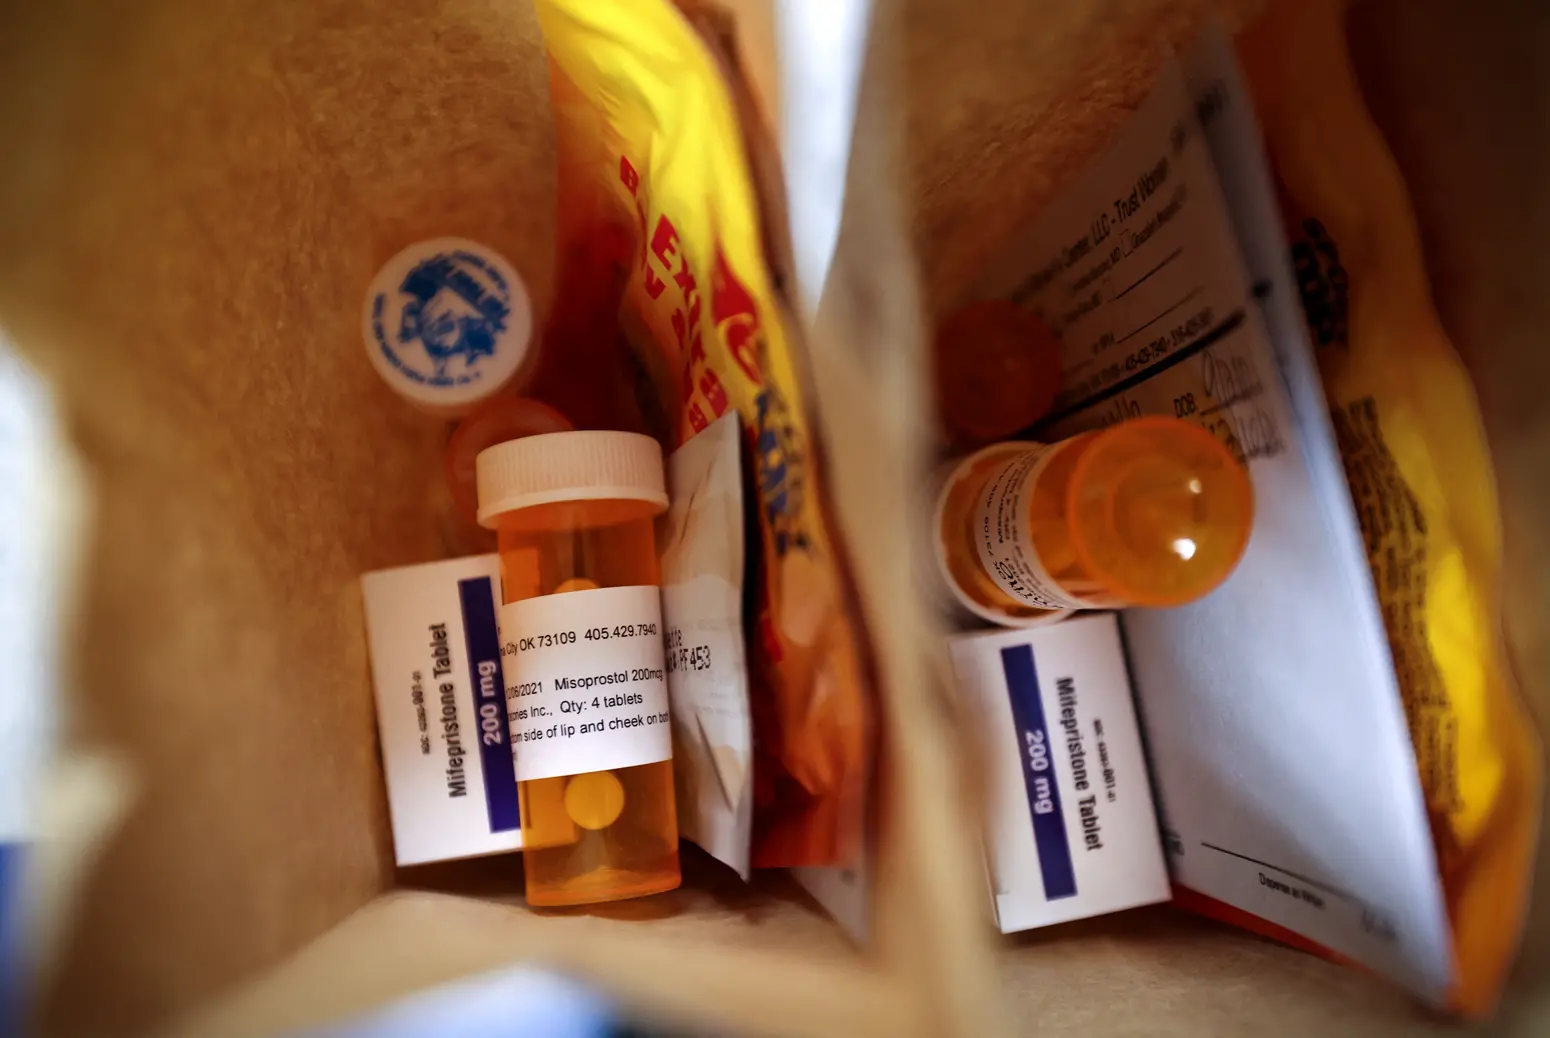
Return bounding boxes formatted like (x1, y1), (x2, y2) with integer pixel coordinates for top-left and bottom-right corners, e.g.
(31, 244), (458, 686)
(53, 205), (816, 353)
(660, 414), (754, 877)
(972, 47), (1453, 1001)
(777, 0), (874, 318)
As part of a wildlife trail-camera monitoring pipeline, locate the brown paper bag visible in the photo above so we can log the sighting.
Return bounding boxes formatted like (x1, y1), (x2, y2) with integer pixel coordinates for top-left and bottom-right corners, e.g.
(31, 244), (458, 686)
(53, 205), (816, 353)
(0, 0), (1545, 1034)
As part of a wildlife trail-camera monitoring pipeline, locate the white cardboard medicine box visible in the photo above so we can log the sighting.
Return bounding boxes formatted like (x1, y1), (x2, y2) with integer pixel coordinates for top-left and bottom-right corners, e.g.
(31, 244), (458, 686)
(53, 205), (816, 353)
(361, 554), (523, 865)
(949, 613), (1171, 932)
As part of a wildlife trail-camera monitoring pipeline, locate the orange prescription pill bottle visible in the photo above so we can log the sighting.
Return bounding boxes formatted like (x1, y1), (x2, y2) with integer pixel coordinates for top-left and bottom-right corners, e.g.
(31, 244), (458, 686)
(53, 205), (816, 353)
(935, 416), (1254, 626)
(476, 430), (680, 906)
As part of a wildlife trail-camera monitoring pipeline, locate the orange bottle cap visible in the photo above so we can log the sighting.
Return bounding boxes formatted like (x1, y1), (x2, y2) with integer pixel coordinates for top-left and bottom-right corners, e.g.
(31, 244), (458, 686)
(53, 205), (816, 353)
(934, 300), (1062, 445)
(1067, 417), (1254, 607)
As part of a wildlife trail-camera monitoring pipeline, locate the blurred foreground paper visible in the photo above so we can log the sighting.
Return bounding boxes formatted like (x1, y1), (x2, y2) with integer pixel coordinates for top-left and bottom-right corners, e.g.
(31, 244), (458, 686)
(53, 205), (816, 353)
(299, 968), (618, 1038)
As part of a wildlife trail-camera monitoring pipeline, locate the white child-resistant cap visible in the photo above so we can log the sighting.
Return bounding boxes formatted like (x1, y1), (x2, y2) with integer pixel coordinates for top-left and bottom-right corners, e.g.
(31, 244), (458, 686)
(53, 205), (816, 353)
(476, 430), (669, 527)
(362, 237), (533, 416)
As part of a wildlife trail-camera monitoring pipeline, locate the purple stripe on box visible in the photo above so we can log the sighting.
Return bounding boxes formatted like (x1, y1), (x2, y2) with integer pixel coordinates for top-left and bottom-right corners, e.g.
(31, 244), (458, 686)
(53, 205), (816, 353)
(458, 577), (520, 833)
(1001, 644), (1077, 900)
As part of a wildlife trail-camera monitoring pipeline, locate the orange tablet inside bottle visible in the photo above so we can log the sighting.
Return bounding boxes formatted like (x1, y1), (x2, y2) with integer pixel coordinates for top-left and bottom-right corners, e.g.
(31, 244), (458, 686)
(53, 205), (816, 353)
(477, 430), (680, 906)
(936, 416), (1254, 624)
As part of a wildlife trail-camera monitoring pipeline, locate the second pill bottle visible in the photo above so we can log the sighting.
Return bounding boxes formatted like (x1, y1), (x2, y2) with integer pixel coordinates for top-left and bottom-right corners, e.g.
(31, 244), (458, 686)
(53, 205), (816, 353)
(936, 416), (1254, 625)
(477, 430), (679, 906)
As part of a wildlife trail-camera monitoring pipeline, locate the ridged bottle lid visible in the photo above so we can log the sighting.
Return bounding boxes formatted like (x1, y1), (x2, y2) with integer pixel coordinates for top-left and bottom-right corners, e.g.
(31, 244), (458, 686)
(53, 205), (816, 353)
(475, 430), (667, 528)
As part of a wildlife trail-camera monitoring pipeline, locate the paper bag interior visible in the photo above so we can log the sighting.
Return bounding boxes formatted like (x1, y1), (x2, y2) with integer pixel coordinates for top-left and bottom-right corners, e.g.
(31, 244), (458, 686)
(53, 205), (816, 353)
(0, 0), (1545, 1035)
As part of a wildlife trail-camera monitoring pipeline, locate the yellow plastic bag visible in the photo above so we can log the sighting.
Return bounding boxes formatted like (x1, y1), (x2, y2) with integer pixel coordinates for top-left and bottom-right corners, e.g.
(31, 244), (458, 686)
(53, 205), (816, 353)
(1241, 0), (1541, 1013)
(533, 0), (871, 867)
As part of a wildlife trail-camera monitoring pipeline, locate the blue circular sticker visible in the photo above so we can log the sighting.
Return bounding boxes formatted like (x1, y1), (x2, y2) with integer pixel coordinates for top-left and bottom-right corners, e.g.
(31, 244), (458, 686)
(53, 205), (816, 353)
(363, 237), (532, 412)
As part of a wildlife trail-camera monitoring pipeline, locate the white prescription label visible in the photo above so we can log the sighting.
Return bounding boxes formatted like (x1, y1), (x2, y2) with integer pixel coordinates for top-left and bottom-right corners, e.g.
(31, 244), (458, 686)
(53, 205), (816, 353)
(498, 585), (673, 782)
(973, 443), (1102, 611)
